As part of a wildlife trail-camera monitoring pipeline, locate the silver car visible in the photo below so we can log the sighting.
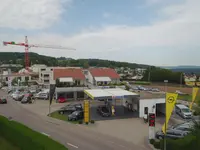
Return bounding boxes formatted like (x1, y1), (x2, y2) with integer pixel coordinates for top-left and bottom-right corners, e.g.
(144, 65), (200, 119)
(156, 129), (189, 140)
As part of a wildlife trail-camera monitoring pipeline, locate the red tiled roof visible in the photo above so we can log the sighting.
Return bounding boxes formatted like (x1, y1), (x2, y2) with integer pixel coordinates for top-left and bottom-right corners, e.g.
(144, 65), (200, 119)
(53, 68), (85, 80)
(89, 68), (120, 79)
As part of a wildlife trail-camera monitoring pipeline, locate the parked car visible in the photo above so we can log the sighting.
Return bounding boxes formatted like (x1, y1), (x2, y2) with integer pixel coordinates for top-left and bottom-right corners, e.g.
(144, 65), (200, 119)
(34, 92), (49, 100)
(156, 129), (189, 140)
(151, 88), (160, 92)
(58, 97), (67, 103)
(14, 93), (25, 101)
(58, 103), (83, 114)
(175, 104), (193, 119)
(21, 94), (33, 104)
(0, 97), (7, 104)
(68, 110), (84, 121)
(169, 122), (193, 132)
(97, 105), (111, 117)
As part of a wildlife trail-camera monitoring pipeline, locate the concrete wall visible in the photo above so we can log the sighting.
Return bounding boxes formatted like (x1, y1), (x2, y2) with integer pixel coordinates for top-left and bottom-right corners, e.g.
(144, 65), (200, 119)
(139, 98), (165, 118)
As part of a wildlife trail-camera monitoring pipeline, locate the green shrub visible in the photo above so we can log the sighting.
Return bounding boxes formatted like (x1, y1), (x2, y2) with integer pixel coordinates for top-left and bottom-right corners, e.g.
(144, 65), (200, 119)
(149, 139), (155, 145)
(153, 140), (161, 149)
(78, 120), (83, 124)
(90, 120), (95, 124)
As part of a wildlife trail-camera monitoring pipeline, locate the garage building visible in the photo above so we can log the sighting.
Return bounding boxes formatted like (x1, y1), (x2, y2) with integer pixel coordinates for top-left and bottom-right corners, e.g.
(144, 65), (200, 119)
(139, 98), (166, 118)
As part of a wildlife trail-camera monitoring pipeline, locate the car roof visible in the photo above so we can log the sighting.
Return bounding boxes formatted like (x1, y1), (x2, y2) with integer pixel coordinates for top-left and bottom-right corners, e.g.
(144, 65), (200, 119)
(176, 104), (189, 109)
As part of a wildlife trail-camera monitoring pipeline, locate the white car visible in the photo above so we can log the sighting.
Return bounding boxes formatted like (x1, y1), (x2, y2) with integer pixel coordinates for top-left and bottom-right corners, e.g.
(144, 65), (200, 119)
(34, 92), (49, 100)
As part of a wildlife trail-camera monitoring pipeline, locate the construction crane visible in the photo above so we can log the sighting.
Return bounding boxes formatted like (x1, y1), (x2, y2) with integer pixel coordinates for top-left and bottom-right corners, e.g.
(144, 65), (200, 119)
(3, 36), (75, 70)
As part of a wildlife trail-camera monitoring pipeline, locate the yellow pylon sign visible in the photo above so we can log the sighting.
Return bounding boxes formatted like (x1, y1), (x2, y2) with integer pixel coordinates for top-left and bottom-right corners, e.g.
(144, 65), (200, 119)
(84, 100), (90, 123)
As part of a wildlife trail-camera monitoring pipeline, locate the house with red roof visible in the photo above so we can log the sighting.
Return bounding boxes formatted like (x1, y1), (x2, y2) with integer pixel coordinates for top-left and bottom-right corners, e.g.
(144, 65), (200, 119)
(87, 68), (120, 85)
(53, 68), (86, 86)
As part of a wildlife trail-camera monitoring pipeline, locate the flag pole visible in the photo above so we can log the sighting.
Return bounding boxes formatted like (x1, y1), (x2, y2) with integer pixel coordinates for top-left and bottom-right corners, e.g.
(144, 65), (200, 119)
(164, 80), (168, 150)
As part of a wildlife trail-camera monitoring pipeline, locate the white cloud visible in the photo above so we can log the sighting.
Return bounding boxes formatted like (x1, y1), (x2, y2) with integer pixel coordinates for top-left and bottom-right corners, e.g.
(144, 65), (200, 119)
(0, 0), (71, 29)
(1, 0), (200, 66)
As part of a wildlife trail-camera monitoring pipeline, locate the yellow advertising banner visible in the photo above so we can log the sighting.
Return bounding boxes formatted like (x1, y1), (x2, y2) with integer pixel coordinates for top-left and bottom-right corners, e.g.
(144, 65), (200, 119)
(185, 81), (195, 86)
(189, 87), (199, 110)
(162, 93), (178, 134)
(84, 100), (90, 123)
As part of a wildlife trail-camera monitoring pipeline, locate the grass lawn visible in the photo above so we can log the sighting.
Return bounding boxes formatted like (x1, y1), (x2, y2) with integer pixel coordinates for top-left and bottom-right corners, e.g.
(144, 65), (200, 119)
(0, 115), (68, 150)
(178, 94), (192, 101)
(0, 136), (20, 150)
(50, 111), (79, 124)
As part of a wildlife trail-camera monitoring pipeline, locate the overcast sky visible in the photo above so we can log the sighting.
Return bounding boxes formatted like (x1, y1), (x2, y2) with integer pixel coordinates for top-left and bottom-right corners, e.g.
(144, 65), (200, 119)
(0, 0), (199, 66)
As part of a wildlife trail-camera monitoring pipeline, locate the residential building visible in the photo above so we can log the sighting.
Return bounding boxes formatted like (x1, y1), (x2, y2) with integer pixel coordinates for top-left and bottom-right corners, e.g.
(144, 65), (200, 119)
(30, 64), (47, 73)
(87, 68), (120, 85)
(53, 68), (86, 86)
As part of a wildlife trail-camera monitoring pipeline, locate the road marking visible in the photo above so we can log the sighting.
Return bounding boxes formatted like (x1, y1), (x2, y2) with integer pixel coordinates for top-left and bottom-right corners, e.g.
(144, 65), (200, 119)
(41, 132), (50, 137)
(67, 143), (78, 149)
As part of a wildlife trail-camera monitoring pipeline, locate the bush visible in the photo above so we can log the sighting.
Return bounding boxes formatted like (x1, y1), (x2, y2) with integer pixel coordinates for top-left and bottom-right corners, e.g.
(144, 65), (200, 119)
(149, 139), (155, 145)
(153, 140), (161, 149)
(85, 122), (88, 125)
(78, 120), (83, 124)
(90, 120), (95, 124)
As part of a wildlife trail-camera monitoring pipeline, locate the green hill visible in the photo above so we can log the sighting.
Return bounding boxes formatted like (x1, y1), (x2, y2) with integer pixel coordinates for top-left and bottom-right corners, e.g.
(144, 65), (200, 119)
(0, 52), (150, 69)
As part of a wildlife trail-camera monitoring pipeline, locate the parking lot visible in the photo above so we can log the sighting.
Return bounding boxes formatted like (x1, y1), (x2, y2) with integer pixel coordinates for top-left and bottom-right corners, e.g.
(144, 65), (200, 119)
(1, 87), (189, 149)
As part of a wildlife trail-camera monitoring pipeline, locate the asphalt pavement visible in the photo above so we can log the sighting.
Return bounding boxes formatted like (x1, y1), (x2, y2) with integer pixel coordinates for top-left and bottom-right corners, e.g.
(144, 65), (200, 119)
(0, 90), (149, 150)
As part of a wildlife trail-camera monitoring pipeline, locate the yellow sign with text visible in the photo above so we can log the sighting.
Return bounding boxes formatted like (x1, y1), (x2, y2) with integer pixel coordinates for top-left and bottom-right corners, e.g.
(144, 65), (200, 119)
(162, 93), (178, 134)
(84, 100), (90, 123)
(189, 87), (199, 110)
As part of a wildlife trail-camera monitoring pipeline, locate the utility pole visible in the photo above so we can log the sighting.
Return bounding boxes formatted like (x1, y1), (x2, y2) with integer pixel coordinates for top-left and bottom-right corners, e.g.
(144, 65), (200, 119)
(148, 66), (151, 82)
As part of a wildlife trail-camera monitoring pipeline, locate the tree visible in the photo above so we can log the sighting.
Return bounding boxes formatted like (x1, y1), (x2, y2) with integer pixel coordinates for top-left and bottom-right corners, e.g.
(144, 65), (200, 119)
(83, 61), (89, 69)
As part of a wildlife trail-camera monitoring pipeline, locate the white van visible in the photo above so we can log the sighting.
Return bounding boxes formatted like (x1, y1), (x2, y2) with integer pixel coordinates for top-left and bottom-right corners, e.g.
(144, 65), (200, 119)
(175, 104), (192, 119)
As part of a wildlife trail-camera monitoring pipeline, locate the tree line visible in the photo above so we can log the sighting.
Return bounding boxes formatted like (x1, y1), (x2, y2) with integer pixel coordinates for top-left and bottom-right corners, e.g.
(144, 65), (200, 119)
(142, 67), (185, 84)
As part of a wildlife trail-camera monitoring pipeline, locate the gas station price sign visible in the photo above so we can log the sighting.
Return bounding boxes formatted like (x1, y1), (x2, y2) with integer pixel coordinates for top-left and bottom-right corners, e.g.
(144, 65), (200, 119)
(149, 113), (155, 127)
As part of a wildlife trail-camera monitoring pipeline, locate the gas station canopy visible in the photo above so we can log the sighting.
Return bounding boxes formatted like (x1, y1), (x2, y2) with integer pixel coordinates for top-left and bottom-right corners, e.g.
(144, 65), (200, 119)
(84, 88), (139, 100)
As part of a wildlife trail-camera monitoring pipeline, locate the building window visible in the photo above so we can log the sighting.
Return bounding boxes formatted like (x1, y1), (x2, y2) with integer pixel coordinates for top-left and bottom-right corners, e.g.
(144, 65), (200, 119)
(44, 74), (49, 77)
(66, 92), (74, 99)
(51, 69), (53, 71)
(77, 92), (84, 98)
(25, 76), (29, 81)
(41, 68), (45, 71)
(144, 107), (148, 114)
(44, 80), (49, 83)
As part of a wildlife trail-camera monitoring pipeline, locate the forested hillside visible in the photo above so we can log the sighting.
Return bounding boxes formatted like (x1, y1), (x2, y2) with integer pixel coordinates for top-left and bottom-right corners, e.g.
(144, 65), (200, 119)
(0, 52), (149, 69)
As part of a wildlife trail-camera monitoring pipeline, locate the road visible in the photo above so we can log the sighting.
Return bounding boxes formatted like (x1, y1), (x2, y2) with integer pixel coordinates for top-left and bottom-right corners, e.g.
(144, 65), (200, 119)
(0, 90), (149, 150)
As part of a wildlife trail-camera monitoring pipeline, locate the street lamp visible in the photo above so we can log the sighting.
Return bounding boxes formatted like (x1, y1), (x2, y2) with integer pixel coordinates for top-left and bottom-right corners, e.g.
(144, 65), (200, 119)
(164, 80), (168, 150)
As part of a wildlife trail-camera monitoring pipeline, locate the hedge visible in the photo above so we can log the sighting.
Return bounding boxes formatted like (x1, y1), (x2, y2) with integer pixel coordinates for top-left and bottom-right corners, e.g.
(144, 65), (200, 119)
(0, 115), (68, 150)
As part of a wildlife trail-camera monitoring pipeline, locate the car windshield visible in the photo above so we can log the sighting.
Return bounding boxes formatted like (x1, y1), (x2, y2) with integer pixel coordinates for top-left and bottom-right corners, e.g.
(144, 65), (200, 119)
(182, 108), (190, 113)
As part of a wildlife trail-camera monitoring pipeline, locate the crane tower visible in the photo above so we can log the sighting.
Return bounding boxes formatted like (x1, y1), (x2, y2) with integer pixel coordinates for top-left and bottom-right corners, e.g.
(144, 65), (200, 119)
(3, 36), (75, 70)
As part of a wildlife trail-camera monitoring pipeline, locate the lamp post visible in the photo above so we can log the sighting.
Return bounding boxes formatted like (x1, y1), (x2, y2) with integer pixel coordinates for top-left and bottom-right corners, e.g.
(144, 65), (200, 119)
(164, 80), (168, 150)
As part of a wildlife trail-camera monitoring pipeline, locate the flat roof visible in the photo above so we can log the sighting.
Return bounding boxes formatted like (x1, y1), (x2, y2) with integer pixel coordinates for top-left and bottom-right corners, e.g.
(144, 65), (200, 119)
(84, 88), (139, 100)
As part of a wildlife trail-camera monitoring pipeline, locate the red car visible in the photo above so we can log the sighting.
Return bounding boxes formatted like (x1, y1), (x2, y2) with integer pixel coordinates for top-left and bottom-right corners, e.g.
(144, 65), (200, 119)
(58, 97), (67, 103)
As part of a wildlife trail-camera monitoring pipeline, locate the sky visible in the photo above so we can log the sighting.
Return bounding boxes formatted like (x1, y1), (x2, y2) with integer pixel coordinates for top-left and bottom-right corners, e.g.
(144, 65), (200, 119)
(0, 0), (200, 66)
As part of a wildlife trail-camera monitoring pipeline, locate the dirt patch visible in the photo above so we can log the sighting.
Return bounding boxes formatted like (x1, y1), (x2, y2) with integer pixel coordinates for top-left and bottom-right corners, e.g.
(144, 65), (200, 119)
(144, 85), (192, 94)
